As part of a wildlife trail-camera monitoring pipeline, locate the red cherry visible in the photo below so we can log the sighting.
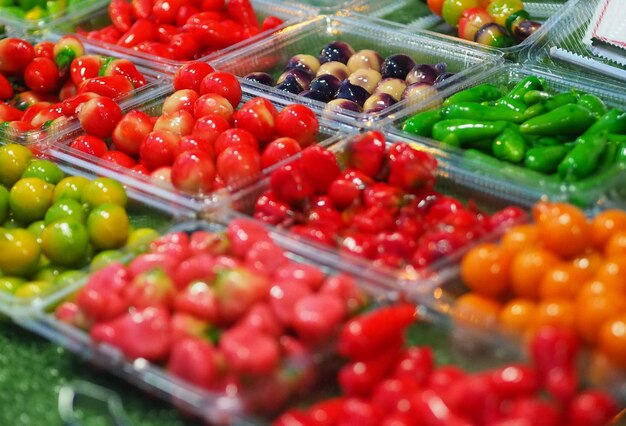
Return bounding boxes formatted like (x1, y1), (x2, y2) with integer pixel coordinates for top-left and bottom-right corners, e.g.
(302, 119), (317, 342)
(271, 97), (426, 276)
(171, 149), (216, 193)
(140, 130), (181, 170)
(275, 104), (319, 147)
(101, 150), (137, 168)
(112, 109), (154, 156)
(199, 72), (242, 108)
(173, 61), (215, 91)
(194, 93), (234, 122)
(270, 162), (314, 205)
(77, 97), (123, 139)
(214, 128), (258, 156)
(567, 390), (619, 426)
(153, 110), (195, 136)
(300, 145), (342, 193)
(162, 89), (199, 115)
(216, 144), (261, 187)
(70, 135), (108, 157)
(192, 114), (231, 145)
(260, 137), (301, 169)
(178, 135), (214, 159)
(233, 97), (277, 144)
(345, 130), (386, 178)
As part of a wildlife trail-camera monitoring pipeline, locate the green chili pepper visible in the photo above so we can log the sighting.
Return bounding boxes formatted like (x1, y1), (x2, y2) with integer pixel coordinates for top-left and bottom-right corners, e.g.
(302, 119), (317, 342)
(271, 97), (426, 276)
(544, 92), (578, 111)
(608, 133), (626, 143)
(596, 141), (619, 173)
(431, 120), (508, 147)
(492, 127), (526, 163)
(577, 93), (608, 118)
(523, 90), (551, 105)
(557, 132), (608, 181)
(441, 102), (525, 123)
(443, 84), (505, 106)
(464, 149), (559, 184)
(506, 76), (544, 102)
(522, 103), (547, 121)
(532, 137), (567, 146)
(520, 104), (596, 136)
(524, 144), (571, 174)
(584, 109), (626, 136)
(402, 109), (442, 137)
(617, 141), (626, 163)
(569, 162), (626, 205)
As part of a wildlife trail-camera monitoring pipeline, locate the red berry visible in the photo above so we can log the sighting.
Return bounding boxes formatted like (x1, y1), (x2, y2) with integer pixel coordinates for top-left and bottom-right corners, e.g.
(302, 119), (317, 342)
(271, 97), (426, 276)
(233, 97), (277, 144)
(269, 162), (314, 205)
(174, 62), (215, 91)
(168, 337), (217, 390)
(214, 128), (258, 156)
(194, 93), (234, 122)
(260, 137), (301, 169)
(0, 38), (35, 74)
(154, 110), (195, 136)
(24, 57), (60, 93)
(192, 113), (231, 145)
(292, 293), (345, 341)
(70, 135), (109, 158)
(112, 109), (154, 156)
(219, 326), (279, 375)
(162, 89), (199, 115)
(140, 130), (181, 170)
(567, 390), (619, 426)
(170, 149), (216, 193)
(275, 104), (319, 147)
(216, 144), (261, 187)
(345, 130), (386, 178)
(101, 150), (137, 168)
(300, 145), (342, 193)
(199, 72), (242, 109)
(77, 97), (123, 139)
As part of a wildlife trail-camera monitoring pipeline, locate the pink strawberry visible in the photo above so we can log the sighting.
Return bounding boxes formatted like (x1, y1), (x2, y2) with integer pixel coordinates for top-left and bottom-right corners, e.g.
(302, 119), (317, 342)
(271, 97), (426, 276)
(189, 230), (230, 256)
(76, 262), (129, 321)
(215, 267), (270, 323)
(170, 312), (213, 342)
(168, 337), (218, 389)
(127, 252), (178, 279)
(300, 145), (342, 193)
(219, 326), (279, 375)
(174, 280), (218, 322)
(124, 267), (176, 308)
(244, 240), (288, 276)
(90, 306), (171, 361)
(387, 143), (437, 193)
(225, 218), (271, 258)
(344, 131), (387, 178)
(237, 303), (283, 337)
(149, 231), (191, 262)
(55, 301), (91, 329)
(268, 280), (311, 326)
(172, 253), (217, 290)
(292, 293), (346, 341)
(273, 263), (326, 291)
(320, 274), (369, 314)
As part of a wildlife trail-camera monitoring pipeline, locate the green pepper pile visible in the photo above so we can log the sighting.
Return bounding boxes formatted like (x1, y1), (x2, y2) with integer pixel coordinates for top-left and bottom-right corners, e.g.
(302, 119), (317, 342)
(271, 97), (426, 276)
(402, 75), (626, 183)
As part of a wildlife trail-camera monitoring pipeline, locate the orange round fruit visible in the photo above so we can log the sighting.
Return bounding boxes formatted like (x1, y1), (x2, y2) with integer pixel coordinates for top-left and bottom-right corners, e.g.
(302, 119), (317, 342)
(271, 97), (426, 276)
(510, 248), (559, 299)
(539, 263), (587, 300)
(591, 209), (626, 250)
(605, 230), (626, 258)
(528, 299), (576, 333)
(570, 250), (603, 281)
(575, 293), (625, 344)
(578, 278), (625, 300)
(593, 256), (626, 293)
(460, 243), (511, 298)
(499, 298), (536, 335)
(501, 224), (539, 256)
(454, 293), (501, 326)
(598, 314), (626, 369)
(535, 202), (590, 258)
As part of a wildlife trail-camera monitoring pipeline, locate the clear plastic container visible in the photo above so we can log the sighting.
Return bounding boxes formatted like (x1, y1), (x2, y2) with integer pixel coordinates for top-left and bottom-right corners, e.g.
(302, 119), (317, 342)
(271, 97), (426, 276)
(227, 130), (526, 292)
(522, 0), (626, 85)
(361, 0), (569, 56)
(384, 62), (626, 212)
(46, 0), (310, 75)
(0, 0), (107, 38)
(0, 36), (165, 146)
(212, 14), (502, 126)
(0, 139), (187, 318)
(266, 0), (368, 15)
(44, 80), (349, 217)
(16, 216), (423, 425)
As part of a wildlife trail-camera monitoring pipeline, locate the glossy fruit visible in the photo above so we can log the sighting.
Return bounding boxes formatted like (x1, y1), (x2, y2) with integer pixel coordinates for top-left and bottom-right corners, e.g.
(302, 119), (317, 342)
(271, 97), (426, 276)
(170, 150), (216, 193)
(81, 177), (127, 207)
(78, 97), (123, 139)
(590, 209), (626, 250)
(41, 219), (90, 267)
(0, 228), (40, 277)
(461, 243), (511, 298)
(598, 314), (626, 369)
(86, 203), (130, 250)
(510, 248), (559, 299)
(9, 177), (55, 224)
(499, 298), (536, 335)
(533, 201), (590, 258)
(0, 144), (32, 187)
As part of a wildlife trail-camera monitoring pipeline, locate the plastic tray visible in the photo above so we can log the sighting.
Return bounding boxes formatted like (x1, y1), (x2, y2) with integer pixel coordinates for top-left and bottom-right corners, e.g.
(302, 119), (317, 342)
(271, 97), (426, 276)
(362, 0), (569, 57)
(384, 62), (626, 212)
(213, 14), (502, 126)
(0, 36), (165, 146)
(0, 140), (189, 319)
(267, 0), (368, 15)
(0, 0), (106, 37)
(522, 0), (626, 85)
(16, 216), (421, 425)
(45, 0), (310, 75)
(44, 80), (350, 216)
(227, 130), (528, 292)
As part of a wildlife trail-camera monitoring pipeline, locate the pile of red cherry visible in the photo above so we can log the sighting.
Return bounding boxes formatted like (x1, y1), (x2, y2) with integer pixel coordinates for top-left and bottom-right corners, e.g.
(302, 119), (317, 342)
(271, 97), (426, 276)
(71, 62), (320, 193)
(82, 0), (283, 61)
(0, 36), (147, 134)
(55, 218), (369, 412)
(253, 130), (525, 270)
(276, 306), (619, 426)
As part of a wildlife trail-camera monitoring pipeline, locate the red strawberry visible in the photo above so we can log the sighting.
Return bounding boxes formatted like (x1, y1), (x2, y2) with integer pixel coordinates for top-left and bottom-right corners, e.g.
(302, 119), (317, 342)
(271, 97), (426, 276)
(189, 230), (230, 256)
(320, 274), (368, 314)
(237, 303), (283, 337)
(76, 263), (129, 321)
(225, 218), (271, 258)
(344, 131), (386, 178)
(124, 267), (176, 308)
(273, 263), (326, 291)
(168, 337), (218, 389)
(170, 312), (212, 342)
(292, 293), (346, 341)
(244, 240), (289, 276)
(268, 280), (311, 326)
(387, 143), (437, 193)
(55, 301), (91, 329)
(91, 306), (171, 361)
(215, 267), (270, 323)
(300, 145), (342, 193)
(174, 280), (218, 322)
(172, 253), (217, 290)
(219, 326), (279, 375)
(127, 252), (178, 279)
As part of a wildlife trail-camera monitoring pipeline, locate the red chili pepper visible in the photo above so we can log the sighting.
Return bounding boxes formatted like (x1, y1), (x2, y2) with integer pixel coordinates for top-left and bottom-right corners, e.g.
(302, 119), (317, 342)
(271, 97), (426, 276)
(117, 19), (158, 48)
(99, 25), (124, 44)
(176, 4), (199, 27)
(339, 348), (401, 397)
(70, 54), (104, 86)
(152, 0), (187, 24)
(131, 0), (153, 19)
(78, 75), (135, 99)
(0, 75), (13, 100)
(132, 41), (175, 59)
(338, 303), (416, 360)
(530, 326), (579, 378)
(109, 0), (133, 32)
(226, 0), (258, 29)
(169, 32), (200, 60)
(0, 103), (24, 122)
(261, 15), (284, 32)
(0, 38), (36, 74)
(61, 92), (101, 116)
(33, 41), (55, 59)
(100, 58), (147, 88)
(183, 18), (245, 49)
(185, 11), (225, 25)
(156, 24), (181, 43)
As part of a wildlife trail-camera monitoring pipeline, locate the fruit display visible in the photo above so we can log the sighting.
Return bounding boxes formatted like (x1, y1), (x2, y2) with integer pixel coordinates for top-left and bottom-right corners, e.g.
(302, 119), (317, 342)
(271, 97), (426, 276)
(0, 35), (148, 138)
(73, 0), (284, 61)
(244, 41), (453, 114)
(66, 63), (320, 195)
(402, 76), (626, 184)
(425, 0), (541, 47)
(53, 218), (371, 414)
(455, 201), (626, 371)
(0, 143), (162, 301)
(249, 130), (526, 272)
(276, 307), (619, 426)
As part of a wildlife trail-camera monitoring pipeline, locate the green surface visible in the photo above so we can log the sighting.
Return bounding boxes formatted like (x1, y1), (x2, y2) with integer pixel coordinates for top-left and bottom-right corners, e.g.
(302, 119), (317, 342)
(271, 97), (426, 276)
(0, 321), (200, 426)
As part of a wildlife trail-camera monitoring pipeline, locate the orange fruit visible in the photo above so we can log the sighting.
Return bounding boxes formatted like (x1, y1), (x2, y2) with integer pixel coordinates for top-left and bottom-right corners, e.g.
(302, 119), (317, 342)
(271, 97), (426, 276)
(460, 243), (511, 298)
(528, 299), (576, 333)
(539, 263), (587, 300)
(605, 230), (626, 258)
(575, 292), (626, 344)
(499, 298), (536, 335)
(598, 314), (626, 369)
(570, 250), (603, 281)
(534, 202), (591, 258)
(591, 209), (626, 250)
(454, 293), (501, 326)
(501, 224), (539, 256)
(510, 248), (559, 299)
(593, 256), (626, 293)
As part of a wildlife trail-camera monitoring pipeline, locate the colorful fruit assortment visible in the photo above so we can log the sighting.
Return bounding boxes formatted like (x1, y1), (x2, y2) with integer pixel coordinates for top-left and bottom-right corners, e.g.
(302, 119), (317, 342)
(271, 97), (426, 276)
(0, 143), (154, 298)
(70, 63), (319, 194)
(0, 35), (147, 135)
(252, 130), (526, 271)
(426, 0), (541, 47)
(458, 201), (626, 370)
(54, 218), (370, 412)
(403, 76), (626, 182)
(79, 0), (284, 61)
(244, 41), (453, 114)
(276, 306), (619, 426)
(0, 0), (88, 21)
